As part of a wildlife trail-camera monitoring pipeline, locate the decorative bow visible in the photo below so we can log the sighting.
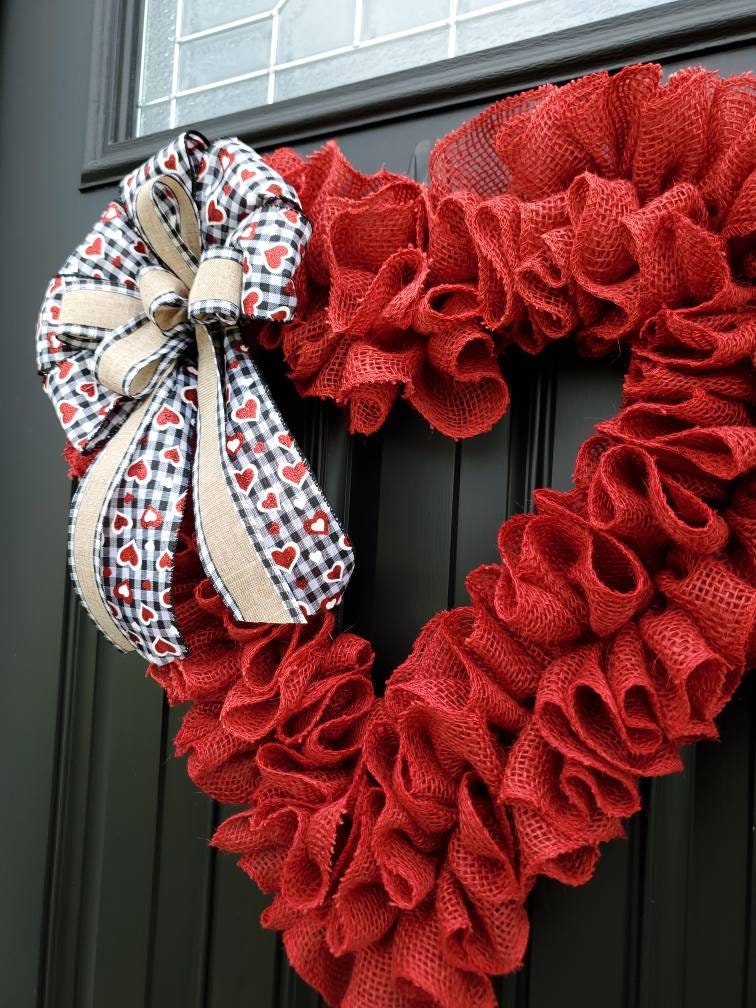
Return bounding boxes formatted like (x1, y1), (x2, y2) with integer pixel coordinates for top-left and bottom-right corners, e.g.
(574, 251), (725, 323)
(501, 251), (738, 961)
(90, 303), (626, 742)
(37, 132), (354, 664)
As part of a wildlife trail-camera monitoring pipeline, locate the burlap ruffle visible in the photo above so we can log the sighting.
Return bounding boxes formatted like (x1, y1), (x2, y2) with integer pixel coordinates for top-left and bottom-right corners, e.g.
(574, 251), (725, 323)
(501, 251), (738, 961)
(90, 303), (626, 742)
(65, 65), (755, 1007)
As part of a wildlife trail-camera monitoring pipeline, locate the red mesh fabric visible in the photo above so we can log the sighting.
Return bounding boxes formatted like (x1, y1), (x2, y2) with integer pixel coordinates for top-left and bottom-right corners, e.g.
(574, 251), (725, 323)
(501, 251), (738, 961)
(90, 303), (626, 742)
(262, 126), (509, 436)
(326, 784), (399, 955)
(259, 65), (755, 433)
(57, 65), (756, 1007)
(63, 440), (98, 478)
(173, 701), (259, 803)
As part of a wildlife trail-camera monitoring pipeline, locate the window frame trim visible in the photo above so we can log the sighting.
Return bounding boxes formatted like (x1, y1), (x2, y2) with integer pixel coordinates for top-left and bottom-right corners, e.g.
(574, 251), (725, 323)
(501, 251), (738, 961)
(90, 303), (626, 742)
(82, 0), (755, 190)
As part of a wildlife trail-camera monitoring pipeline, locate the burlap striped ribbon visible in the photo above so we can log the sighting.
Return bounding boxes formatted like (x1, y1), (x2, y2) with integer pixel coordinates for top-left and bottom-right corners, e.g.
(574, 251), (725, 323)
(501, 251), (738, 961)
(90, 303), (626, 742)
(38, 132), (354, 665)
(64, 173), (295, 653)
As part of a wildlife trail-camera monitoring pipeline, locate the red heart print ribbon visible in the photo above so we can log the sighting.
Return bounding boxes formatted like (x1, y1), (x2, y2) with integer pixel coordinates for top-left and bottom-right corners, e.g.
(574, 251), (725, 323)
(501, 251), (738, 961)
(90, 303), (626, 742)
(37, 131), (354, 664)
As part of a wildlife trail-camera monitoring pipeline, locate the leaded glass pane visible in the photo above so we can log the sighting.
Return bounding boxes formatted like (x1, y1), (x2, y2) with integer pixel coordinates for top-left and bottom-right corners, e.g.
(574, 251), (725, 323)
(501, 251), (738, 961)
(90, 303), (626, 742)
(456, 0), (671, 54)
(182, 0), (272, 35)
(136, 0), (683, 136)
(138, 100), (171, 135)
(139, 0), (177, 104)
(277, 0), (355, 64)
(175, 77), (269, 124)
(361, 0), (448, 40)
(275, 28), (448, 103)
(178, 20), (272, 92)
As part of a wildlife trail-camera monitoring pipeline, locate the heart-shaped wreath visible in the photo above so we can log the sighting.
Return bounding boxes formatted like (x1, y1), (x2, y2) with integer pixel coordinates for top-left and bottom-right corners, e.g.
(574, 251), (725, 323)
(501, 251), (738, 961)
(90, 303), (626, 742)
(43, 64), (755, 1007)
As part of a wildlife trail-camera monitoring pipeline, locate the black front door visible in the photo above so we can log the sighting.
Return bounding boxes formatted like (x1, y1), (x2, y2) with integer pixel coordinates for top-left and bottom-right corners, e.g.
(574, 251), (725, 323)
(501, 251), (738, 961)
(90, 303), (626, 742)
(1, 1), (754, 1006)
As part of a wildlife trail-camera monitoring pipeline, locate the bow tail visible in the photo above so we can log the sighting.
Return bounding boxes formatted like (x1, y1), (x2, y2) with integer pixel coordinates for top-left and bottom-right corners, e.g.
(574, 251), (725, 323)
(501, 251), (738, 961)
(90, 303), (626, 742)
(192, 323), (301, 624)
(69, 365), (196, 663)
(198, 328), (355, 624)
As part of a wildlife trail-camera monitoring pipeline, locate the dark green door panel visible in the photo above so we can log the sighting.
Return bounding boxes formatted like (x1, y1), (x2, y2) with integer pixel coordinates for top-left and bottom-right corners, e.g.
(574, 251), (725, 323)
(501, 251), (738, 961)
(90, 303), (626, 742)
(0, 1), (753, 1005)
(0, 0), (104, 1003)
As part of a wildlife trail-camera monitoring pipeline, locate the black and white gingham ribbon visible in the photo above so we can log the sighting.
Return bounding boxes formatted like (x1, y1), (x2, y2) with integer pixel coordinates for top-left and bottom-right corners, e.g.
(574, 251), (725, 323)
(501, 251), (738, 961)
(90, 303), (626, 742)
(37, 132), (354, 665)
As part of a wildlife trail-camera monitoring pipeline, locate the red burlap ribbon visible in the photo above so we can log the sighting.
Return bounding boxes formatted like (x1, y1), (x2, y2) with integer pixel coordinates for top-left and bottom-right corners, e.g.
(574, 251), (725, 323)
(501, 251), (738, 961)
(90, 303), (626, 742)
(69, 64), (756, 1007)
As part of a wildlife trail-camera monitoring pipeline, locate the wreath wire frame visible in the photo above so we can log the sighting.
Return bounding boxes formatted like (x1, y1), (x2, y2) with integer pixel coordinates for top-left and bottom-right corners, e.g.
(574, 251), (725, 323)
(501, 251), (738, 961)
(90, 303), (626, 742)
(66, 64), (756, 1007)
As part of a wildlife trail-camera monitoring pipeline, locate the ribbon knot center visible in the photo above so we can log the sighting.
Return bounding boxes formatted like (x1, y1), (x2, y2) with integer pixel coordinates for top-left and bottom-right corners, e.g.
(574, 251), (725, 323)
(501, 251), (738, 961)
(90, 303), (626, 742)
(138, 256), (244, 335)
(139, 266), (190, 332)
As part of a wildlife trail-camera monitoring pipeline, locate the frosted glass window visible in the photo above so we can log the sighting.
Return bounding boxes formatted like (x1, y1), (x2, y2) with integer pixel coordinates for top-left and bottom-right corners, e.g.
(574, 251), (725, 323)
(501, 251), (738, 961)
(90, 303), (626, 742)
(361, 0), (449, 40)
(136, 0), (682, 137)
(455, 0), (675, 53)
(175, 77), (269, 125)
(178, 20), (272, 91)
(275, 28), (448, 102)
(181, 0), (273, 35)
(139, 0), (176, 104)
(277, 0), (355, 63)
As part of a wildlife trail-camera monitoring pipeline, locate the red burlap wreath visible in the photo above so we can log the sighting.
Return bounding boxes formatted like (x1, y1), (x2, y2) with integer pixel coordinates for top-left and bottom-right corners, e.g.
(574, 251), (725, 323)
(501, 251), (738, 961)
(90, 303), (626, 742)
(68, 64), (756, 1007)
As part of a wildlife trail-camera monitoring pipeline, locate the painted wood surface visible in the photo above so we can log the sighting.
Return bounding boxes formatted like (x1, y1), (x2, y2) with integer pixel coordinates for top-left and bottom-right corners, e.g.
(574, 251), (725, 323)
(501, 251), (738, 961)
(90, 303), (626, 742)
(0, 1), (753, 1004)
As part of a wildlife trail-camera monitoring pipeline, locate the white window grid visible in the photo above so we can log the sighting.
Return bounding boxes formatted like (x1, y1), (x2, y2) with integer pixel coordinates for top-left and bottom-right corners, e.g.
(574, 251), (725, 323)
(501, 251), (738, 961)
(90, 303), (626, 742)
(136, 0), (542, 133)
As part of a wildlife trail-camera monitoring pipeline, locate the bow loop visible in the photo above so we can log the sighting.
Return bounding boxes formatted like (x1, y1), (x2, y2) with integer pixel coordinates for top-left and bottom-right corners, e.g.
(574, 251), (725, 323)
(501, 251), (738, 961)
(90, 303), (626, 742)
(37, 131), (354, 666)
(187, 250), (243, 326)
(133, 173), (200, 288)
